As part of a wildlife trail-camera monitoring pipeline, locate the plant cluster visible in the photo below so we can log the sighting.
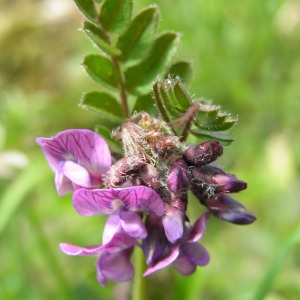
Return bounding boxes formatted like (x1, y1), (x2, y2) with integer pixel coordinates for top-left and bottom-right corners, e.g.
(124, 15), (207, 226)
(37, 0), (255, 287)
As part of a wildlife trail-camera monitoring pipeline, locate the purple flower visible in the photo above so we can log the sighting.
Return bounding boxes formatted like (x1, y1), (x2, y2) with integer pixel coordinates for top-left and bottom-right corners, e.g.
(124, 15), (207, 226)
(204, 193), (256, 225)
(72, 186), (165, 240)
(143, 212), (210, 276)
(59, 230), (139, 286)
(36, 129), (111, 196)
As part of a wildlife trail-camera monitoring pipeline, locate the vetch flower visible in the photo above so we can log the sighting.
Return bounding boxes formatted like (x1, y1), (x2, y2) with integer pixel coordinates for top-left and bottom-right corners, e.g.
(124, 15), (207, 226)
(143, 212), (210, 276)
(36, 129), (111, 196)
(59, 230), (139, 286)
(72, 186), (165, 240)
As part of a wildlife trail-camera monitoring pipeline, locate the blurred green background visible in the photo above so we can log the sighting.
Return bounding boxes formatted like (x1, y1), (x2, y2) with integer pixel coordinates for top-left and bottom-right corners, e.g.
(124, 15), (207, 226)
(1, 0), (300, 299)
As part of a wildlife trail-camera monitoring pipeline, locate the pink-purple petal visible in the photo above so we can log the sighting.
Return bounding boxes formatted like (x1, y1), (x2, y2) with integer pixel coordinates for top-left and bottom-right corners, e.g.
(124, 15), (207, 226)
(36, 130), (112, 191)
(36, 137), (65, 172)
(55, 166), (74, 196)
(173, 254), (196, 275)
(98, 250), (134, 283)
(185, 212), (210, 243)
(102, 213), (122, 244)
(162, 207), (185, 243)
(181, 243), (210, 266)
(100, 232), (140, 253)
(72, 188), (115, 216)
(119, 210), (147, 239)
(114, 186), (165, 216)
(59, 243), (103, 256)
(62, 160), (92, 187)
(143, 245), (180, 277)
(54, 129), (111, 173)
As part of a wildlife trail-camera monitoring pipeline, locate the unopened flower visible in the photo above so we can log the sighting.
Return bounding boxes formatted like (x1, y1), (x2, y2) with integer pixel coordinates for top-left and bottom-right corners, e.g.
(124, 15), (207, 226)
(36, 129), (111, 196)
(167, 159), (189, 196)
(183, 140), (223, 166)
(202, 193), (256, 224)
(189, 165), (255, 224)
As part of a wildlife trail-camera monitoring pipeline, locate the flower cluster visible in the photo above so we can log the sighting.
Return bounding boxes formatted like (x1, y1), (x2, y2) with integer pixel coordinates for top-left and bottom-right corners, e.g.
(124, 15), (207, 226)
(37, 113), (255, 286)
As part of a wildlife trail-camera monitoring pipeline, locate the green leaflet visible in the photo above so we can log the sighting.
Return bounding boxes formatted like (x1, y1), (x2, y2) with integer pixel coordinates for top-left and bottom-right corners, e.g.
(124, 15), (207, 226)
(153, 81), (171, 123)
(152, 78), (236, 143)
(83, 22), (121, 56)
(74, 0), (98, 22)
(125, 32), (180, 95)
(191, 129), (235, 145)
(99, 0), (132, 35)
(83, 54), (120, 90)
(80, 91), (125, 123)
(117, 6), (159, 65)
(153, 77), (191, 121)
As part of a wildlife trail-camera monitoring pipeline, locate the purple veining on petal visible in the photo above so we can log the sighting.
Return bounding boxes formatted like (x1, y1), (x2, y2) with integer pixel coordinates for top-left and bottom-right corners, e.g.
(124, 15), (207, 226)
(72, 188), (115, 216)
(36, 129), (112, 195)
(115, 186), (165, 216)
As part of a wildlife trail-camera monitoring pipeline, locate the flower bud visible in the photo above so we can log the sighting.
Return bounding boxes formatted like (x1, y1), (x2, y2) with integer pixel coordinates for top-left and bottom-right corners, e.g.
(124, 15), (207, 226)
(107, 157), (146, 187)
(204, 194), (256, 225)
(213, 173), (247, 193)
(190, 166), (247, 193)
(183, 141), (223, 166)
(167, 159), (189, 195)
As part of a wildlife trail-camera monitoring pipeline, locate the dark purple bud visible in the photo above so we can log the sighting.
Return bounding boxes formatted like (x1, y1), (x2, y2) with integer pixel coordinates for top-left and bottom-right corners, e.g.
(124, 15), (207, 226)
(167, 159), (189, 195)
(189, 166), (222, 203)
(190, 165), (224, 184)
(183, 141), (223, 166)
(190, 166), (247, 194)
(107, 157), (146, 187)
(213, 173), (247, 193)
(204, 194), (256, 225)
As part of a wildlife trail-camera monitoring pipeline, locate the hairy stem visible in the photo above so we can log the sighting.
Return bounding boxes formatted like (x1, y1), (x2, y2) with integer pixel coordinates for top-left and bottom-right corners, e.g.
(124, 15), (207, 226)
(111, 55), (129, 118)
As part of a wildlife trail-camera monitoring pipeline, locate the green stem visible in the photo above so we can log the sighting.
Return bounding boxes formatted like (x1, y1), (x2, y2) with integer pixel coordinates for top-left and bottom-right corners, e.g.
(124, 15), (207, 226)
(111, 55), (129, 118)
(132, 247), (148, 300)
